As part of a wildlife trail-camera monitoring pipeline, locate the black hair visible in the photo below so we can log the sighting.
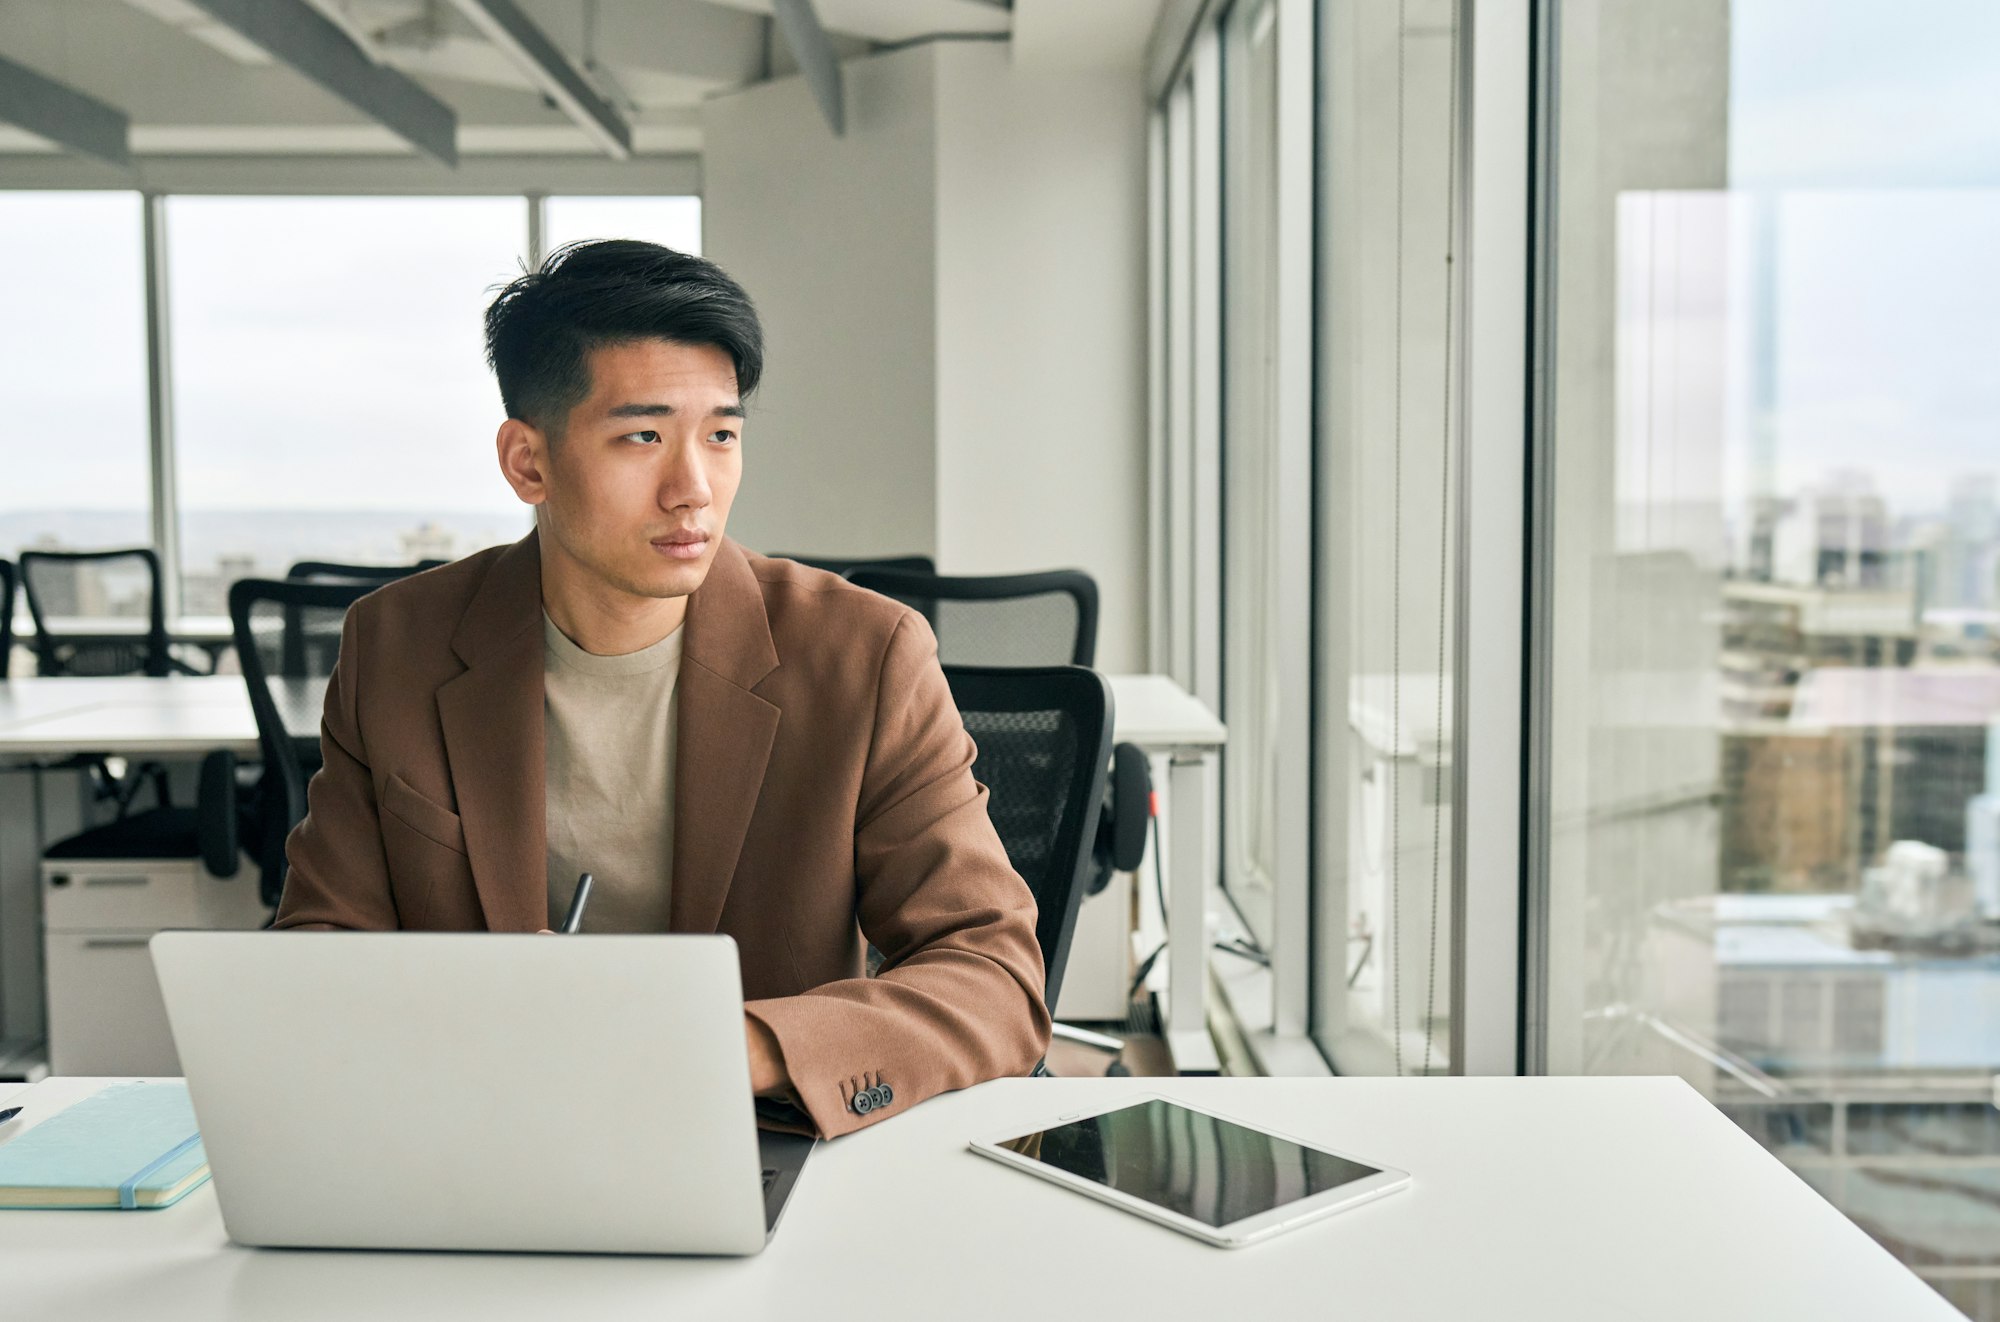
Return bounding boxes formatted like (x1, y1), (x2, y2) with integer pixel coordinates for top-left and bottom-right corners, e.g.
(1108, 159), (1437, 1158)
(483, 238), (764, 437)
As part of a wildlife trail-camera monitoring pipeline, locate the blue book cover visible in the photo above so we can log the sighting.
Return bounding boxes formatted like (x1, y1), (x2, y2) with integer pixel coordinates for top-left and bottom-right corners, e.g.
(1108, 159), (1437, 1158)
(0, 1081), (210, 1210)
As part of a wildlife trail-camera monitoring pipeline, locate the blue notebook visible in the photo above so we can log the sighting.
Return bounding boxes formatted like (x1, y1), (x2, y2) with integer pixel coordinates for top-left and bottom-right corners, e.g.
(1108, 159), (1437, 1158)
(0, 1081), (210, 1210)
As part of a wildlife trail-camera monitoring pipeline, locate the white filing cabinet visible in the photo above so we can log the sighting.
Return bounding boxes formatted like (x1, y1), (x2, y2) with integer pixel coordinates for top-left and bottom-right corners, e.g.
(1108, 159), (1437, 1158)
(41, 856), (267, 1076)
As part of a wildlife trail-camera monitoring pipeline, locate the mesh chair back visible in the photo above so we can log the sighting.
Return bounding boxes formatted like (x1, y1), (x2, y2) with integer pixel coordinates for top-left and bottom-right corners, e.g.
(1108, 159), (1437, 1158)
(944, 665), (1112, 1009)
(0, 559), (15, 680)
(229, 578), (374, 905)
(849, 569), (1098, 669)
(771, 553), (936, 578)
(18, 548), (172, 676)
(286, 559), (445, 584)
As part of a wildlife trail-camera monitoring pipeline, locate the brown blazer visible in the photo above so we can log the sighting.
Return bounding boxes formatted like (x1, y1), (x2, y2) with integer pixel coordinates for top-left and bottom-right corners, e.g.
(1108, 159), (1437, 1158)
(273, 531), (1050, 1137)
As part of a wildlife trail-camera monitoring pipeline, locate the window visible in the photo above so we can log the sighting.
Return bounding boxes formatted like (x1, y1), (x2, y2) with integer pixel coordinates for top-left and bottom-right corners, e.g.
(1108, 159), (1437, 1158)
(1220, 0), (1294, 953)
(1540, 0), (2000, 1306)
(544, 195), (702, 256)
(1153, 0), (1461, 1068)
(1310, 0), (1463, 1075)
(163, 196), (534, 613)
(0, 192), (151, 605)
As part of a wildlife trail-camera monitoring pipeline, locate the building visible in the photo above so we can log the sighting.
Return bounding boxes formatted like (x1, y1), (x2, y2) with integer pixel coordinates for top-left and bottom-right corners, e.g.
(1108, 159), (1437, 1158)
(1719, 580), (1918, 724)
(1770, 474), (1892, 589)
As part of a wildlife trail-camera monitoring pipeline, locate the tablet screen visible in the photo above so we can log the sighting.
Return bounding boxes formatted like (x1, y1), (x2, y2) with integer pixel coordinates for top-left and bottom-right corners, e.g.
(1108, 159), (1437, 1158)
(1003, 1099), (1382, 1229)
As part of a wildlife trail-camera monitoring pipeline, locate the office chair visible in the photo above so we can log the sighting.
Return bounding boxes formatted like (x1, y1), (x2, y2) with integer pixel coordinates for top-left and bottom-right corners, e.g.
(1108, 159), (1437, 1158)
(0, 558), (15, 680)
(852, 566), (1149, 906)
(770, 553), (936, 578)
(18, 548), (200, 816)
(846, 567), (1098, 668)
(943, 666), (1113, 1071)
(285, 558), (447, 583)
(225, 578), (376, 909)
(17, 547), (199, 679)
(859, 570), (1152, 1061)
(36, 544), (241, 876)
(279, 560), (438, 676)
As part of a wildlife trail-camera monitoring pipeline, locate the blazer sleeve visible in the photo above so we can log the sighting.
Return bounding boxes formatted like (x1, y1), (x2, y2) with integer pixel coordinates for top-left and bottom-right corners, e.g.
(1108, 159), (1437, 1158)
(742, 611), (1052, 1137)
(271, 602), (399, 932)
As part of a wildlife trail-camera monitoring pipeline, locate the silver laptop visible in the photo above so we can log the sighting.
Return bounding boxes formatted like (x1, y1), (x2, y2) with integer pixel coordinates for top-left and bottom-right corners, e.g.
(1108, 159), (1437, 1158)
(150, 931), (815, 1255)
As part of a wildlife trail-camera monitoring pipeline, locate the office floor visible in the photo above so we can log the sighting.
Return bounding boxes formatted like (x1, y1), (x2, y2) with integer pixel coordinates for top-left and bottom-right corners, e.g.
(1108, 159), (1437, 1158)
(1046, 1010), (1177, 1078)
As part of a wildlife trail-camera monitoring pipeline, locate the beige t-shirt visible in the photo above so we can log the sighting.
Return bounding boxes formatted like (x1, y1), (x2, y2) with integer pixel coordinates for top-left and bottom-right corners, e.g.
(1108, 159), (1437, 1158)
(543, 612), (683, 933)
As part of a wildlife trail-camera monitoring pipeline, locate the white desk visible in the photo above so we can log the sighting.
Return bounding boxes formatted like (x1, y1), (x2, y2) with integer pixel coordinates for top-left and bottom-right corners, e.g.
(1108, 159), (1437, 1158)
(0, 1075), (1956, 1321)
(0, 675), (315, 761)
(1101, 675), (1227, 1073)
(16, 615), (236, 643)
(0, 675), (1229, 1072)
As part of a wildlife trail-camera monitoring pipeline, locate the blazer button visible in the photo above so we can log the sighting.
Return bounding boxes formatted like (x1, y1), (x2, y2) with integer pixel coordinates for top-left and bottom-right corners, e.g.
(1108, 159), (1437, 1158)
(852, 1089), (874, 1115)
(877, 1084), (894, 1107)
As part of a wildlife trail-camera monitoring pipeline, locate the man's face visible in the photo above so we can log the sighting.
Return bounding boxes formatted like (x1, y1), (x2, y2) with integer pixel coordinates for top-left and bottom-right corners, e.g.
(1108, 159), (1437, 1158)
(512, 338), (744, 603)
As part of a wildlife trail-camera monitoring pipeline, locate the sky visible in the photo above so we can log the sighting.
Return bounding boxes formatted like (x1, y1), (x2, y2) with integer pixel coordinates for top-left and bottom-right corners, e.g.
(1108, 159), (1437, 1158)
(1722, 0), (2000, 515)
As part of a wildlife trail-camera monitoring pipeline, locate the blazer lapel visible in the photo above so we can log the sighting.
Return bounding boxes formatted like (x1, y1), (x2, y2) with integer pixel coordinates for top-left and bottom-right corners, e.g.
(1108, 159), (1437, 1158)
(436, 531), (547, 933)
(670, 537), (781, 934)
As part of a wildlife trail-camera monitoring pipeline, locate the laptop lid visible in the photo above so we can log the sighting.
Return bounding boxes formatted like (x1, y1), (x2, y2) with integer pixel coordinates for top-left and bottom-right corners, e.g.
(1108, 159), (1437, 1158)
(150, 931), (771, 1256)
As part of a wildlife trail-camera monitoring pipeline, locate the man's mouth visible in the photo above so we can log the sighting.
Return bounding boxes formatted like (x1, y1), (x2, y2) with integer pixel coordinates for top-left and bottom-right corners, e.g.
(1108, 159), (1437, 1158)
(651, 530), (709, 561)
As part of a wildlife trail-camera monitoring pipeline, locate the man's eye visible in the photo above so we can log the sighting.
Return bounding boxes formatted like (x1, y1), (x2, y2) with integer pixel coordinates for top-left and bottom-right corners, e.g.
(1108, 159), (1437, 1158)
(710, 430), (737, 445)
(622, 430), (660, 444)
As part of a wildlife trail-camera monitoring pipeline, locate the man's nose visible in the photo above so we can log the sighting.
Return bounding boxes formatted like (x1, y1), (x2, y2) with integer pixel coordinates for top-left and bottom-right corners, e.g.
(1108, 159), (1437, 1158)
(658, 437), (713, 510)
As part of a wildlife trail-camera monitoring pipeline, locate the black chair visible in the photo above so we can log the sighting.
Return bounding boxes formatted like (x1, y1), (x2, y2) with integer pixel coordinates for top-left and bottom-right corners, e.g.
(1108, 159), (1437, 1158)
(285, 558), (445, 583)
(943, 665), (1112, 1015)
(17, 548), (199, 678)
(0, 558), (15, 680)
(31, 548), (234, 856)
(18, 549), (198, 816)
(772, 553), (937, 578)
(278, 561), (436, 677)
(228, 578), (376, 908)
(846, 568), (1098, 668)
(852, 566), (1146, 903)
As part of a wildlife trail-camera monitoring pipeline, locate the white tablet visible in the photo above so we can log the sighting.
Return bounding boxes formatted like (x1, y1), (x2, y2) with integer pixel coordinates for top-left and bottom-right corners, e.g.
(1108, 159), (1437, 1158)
(970, 1094), (1410, 1249)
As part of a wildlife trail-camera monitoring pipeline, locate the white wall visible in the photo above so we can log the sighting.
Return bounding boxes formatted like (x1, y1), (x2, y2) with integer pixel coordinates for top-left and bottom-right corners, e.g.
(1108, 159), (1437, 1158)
(699, 47), (941, 562)
(701, 40), (1151, 671)
(933, 42), (1151, 671)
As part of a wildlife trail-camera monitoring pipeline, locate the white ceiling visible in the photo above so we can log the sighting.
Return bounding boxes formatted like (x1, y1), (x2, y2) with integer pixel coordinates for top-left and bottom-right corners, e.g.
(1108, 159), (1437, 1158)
(0, 0), (1019, 161)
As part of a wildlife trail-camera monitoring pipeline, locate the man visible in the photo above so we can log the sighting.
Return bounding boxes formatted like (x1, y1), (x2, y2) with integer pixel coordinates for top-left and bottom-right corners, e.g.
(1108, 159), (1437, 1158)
(273, 239), (1050, 1138)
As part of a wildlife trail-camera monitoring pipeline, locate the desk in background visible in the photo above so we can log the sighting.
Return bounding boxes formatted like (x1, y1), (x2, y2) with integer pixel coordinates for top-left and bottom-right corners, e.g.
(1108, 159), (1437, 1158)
(0, 1075), (1958, 1321)
(1086, 676), (1226, 1073)
(0, 677), (312, 1066)
(0, 674), (1226, 1073)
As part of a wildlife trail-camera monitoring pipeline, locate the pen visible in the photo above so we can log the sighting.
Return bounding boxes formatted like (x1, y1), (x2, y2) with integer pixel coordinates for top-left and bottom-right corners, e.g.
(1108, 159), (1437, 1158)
(0, 1107), (20, 1126)
(559, 872), (594, 934)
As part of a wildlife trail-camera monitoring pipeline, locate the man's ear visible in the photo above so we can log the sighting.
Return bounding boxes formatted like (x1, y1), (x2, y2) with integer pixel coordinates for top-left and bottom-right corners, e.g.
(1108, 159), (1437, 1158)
(496, 417), (551, 507)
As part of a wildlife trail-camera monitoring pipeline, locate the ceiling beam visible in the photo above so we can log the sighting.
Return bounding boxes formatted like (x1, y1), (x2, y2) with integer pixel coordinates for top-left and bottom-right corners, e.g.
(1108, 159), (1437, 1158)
(771, 0), (843, 136)
(695, 0), (1009, 45)
(183, 0), (459, 165)
(0, 54), (131, 168)
(446, 0), (632, 159)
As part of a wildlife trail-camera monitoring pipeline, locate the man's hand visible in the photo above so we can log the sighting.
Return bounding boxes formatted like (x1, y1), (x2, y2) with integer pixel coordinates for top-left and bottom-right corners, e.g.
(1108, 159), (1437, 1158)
(745, 1013), (791, 1096)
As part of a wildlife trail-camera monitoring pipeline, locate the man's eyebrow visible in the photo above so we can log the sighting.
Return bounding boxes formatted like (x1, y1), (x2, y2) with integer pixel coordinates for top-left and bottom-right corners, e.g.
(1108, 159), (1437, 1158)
(606, 402), (746, 419)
